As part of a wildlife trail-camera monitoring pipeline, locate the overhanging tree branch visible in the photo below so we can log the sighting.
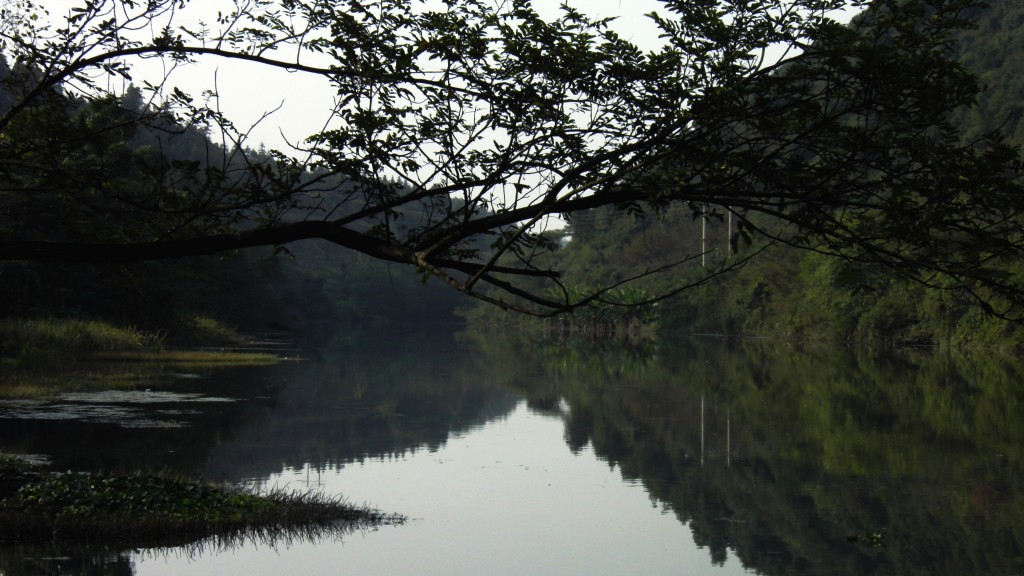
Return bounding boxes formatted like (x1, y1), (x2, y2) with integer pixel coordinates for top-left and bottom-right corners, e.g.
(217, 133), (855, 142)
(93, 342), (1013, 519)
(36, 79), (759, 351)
(2, 0), (1023, 316)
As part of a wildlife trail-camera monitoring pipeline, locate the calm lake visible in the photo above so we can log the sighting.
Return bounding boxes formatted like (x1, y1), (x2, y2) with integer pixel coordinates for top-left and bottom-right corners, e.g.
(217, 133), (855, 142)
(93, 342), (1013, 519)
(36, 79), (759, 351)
(1, 327), (1023, 575)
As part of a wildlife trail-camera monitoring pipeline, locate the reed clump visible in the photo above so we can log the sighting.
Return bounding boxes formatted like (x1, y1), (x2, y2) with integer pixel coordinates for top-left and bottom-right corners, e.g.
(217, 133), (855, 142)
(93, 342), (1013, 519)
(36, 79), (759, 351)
(0, 457), (401, 548)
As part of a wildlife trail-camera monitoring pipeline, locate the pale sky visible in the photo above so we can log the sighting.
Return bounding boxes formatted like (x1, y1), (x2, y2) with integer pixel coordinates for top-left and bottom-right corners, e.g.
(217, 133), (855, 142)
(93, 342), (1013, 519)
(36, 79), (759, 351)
(31, 0), (668, 150)
(198, 0), (669, 151)
(29, 0), (854, 151)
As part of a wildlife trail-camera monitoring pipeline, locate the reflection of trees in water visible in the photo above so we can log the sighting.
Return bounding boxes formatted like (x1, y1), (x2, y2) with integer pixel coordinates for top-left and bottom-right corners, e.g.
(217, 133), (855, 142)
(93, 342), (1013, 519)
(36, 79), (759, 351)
(0, 326), (520, 483)
(6, 330), (1024, 575)
(471, 332), (1024, 576)
(0, 547), (134, 576)
(0, 363), (289, 476)
(202, 327), (519, 480)
(0, 512), (399, 576)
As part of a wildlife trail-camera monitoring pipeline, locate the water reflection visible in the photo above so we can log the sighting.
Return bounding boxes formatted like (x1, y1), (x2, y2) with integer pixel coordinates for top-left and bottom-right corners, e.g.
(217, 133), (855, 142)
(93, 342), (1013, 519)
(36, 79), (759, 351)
(2, 329), (1023, 575)
(0, 547), (134, 576)
(0, 362), (286, 475)
(470, 333), (1024, 576)
(0, 329), (519, 478)
(201, 328), (519, 481)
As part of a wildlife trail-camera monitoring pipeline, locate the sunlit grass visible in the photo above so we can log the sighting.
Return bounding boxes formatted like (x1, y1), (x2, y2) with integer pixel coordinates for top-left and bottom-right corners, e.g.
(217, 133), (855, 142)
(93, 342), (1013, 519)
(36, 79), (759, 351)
(0, 317), (164, 351)
(177, 316), (248, 346)
(0, 355), (283, 399)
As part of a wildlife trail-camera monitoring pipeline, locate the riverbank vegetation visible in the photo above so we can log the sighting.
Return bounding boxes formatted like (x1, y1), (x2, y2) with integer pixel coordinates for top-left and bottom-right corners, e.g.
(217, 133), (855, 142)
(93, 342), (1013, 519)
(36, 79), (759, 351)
(0, 455), (401, 548)
(0, 315), (161, 360)
(461, 0), (1024, 349)
(463, 209), (1024, 350)
(0, 317), (284, 367)
(0, 317), (284, 399)
(0, 318), (163, 368)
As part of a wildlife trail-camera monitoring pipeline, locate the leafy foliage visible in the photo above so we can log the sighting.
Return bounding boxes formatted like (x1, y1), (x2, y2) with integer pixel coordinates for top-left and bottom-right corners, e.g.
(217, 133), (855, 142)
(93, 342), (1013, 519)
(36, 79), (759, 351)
(461, 0), (1024, 342)
(953, 0), (1024, 145)
(0, 0), (1020, 317)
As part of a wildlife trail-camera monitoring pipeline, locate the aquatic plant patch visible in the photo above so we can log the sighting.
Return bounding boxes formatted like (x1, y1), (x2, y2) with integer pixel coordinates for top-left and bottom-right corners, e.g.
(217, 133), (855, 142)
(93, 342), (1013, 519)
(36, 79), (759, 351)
(0, 466), (402, 548)
(57, 390), (236, 404)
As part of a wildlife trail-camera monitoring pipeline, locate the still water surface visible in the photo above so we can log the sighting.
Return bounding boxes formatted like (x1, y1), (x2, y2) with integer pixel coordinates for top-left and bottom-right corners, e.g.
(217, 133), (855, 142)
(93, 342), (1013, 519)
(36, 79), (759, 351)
(1, 328), (1023, 575)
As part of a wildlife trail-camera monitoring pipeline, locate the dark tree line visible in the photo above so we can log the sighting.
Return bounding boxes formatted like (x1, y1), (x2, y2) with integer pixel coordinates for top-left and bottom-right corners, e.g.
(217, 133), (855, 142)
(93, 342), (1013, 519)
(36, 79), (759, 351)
(0, 62), (462, 332)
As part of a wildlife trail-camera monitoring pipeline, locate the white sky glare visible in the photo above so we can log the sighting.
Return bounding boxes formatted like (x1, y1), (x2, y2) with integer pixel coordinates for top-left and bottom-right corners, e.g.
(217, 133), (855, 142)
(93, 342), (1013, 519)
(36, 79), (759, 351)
(33, 0), (671, 151)
(236, 0), (666, 151)
(30, 0), (856, 152)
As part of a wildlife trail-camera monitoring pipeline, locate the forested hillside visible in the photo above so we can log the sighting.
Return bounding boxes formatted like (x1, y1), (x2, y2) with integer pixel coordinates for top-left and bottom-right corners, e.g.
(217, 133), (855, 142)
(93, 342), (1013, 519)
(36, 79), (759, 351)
(0, 66), (462, 340)
(465, 0), (1024, 348)
(954, 0), (1024, 145)
(3, 0), (1022, 345)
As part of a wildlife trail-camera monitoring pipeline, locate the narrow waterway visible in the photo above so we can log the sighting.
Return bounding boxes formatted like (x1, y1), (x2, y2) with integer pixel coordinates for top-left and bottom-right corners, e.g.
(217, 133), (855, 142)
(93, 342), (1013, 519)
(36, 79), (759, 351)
(1, 328), (1023, 575)
(137, 402), (746, 575)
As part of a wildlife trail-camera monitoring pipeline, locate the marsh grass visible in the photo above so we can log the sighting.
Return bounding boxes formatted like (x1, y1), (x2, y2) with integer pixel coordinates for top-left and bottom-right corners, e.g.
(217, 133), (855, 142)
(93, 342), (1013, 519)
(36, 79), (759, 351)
(0, 318), (164, 369)
(182, 316), (247, 346)
(0, 453), (32, 473)
(0, 318), (284, 399)
(91, 350), (283, 364)
(0, 460), (402, 548)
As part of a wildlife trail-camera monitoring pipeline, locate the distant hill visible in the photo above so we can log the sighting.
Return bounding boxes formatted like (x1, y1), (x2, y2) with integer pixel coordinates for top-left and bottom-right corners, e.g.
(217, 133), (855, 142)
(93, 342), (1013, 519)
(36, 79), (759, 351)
(0, 71), (464, 336)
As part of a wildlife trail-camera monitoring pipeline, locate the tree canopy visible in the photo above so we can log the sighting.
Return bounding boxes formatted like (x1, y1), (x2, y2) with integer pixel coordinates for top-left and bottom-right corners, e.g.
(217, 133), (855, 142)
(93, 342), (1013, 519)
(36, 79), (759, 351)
(1, 0), (1022, 316)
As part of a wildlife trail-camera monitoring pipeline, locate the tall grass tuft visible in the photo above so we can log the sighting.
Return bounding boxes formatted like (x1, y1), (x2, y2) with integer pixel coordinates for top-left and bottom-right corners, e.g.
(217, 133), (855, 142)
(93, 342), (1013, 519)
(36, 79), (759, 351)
(0, 318), (164, 368)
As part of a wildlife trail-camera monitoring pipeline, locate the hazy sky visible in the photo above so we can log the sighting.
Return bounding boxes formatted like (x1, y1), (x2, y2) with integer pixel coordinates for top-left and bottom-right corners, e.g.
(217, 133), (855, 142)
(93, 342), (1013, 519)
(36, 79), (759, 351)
(30, 0), (854, 151)
(212, 0), (670, 150)
(32, 0), (669, 150)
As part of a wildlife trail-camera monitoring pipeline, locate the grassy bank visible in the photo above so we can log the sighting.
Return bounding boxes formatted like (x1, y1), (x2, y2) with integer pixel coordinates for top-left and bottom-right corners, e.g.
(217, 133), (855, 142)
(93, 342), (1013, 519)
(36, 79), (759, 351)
(0, 321), (376, 548)
(0, 455), (401, 548)
(0, 316), (270, 366)
(0, 318), (164, 369)
(90, 350), (282, 364)
(0, 317), (286, 398)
